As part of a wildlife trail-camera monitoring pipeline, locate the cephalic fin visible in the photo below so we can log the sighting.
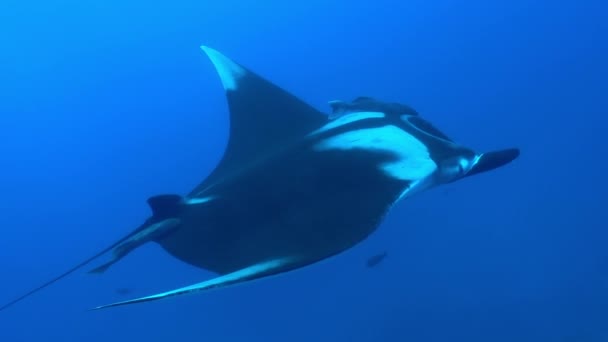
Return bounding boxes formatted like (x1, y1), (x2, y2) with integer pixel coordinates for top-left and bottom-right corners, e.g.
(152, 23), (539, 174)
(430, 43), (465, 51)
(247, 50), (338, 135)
(465, 148), (520, 178)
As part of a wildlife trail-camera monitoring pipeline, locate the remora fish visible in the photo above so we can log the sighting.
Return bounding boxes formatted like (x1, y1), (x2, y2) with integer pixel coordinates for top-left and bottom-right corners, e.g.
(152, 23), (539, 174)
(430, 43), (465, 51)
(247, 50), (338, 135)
(328, 96), (418, 119)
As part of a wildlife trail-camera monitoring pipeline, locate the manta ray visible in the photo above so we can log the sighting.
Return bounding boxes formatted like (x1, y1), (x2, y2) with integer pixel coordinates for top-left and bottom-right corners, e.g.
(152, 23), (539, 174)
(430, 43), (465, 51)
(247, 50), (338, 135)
(0, 46), (519, 312)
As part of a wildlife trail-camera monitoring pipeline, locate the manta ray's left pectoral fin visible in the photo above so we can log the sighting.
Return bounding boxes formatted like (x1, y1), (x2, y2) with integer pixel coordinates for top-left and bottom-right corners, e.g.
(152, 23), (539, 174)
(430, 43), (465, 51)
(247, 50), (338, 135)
(90, 257), (299, 310)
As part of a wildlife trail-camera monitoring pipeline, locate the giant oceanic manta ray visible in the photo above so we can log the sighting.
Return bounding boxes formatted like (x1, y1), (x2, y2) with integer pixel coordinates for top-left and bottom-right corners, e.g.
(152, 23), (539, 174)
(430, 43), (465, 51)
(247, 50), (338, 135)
(0, 46), (520, 311)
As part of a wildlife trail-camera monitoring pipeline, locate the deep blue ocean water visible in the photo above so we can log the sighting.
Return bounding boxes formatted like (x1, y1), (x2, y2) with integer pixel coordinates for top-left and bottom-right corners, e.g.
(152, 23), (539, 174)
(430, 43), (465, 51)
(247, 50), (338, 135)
(1, 0), (607, 341)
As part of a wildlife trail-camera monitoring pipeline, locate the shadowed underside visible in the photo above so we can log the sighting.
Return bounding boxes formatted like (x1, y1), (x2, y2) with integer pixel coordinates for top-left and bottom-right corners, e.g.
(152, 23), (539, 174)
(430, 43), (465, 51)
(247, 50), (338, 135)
(0, 45), (520, 312)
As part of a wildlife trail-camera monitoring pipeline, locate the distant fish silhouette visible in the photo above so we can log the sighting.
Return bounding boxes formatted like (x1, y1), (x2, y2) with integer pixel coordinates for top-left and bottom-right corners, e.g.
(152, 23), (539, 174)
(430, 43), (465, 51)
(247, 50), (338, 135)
(0, 46), (520, 312)
(366, 251), (388, 268)
(114, 288), (133, 296)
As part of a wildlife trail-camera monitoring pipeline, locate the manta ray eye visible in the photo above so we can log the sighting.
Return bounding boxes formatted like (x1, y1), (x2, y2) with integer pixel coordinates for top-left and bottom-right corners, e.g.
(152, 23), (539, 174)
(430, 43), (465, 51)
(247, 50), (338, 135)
(439, 156), (471, 182)
(457, 157), (473, 175)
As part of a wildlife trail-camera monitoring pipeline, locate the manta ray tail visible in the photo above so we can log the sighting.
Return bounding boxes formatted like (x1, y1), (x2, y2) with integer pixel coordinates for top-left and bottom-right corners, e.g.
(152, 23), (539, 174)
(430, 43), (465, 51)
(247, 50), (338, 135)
(0, 237), (129, 312)
(91, 257), (299, 310)
(0, 194), (183, 312)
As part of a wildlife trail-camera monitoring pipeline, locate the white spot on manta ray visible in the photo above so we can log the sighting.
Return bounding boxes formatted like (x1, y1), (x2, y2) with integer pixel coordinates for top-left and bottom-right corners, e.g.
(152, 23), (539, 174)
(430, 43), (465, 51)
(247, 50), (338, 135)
(314, 125), (438, 183)
(310, 111), (385, 135)
(185, 196), (215, 205)
(200, 46), (245, 91)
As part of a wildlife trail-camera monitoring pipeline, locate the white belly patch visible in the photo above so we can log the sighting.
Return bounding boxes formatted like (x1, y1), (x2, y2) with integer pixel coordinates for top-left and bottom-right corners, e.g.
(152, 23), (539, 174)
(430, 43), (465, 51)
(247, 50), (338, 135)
(313, 125), (437, 182)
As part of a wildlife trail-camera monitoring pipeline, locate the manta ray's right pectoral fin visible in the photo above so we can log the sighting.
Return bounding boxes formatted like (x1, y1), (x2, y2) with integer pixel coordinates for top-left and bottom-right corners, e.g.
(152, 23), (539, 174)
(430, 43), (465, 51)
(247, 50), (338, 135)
(91, 256), (300, 310)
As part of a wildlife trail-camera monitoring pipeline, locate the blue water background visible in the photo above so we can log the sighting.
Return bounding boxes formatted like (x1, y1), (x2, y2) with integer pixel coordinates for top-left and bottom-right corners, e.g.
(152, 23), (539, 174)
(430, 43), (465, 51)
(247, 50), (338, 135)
(1, 0), (607, 341)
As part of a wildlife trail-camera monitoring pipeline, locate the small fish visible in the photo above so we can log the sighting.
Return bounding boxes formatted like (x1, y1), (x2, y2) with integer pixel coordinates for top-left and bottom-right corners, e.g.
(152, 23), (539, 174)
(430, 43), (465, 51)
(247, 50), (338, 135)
(366, 251), (388, 268)
(114, 288), (133, 296)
